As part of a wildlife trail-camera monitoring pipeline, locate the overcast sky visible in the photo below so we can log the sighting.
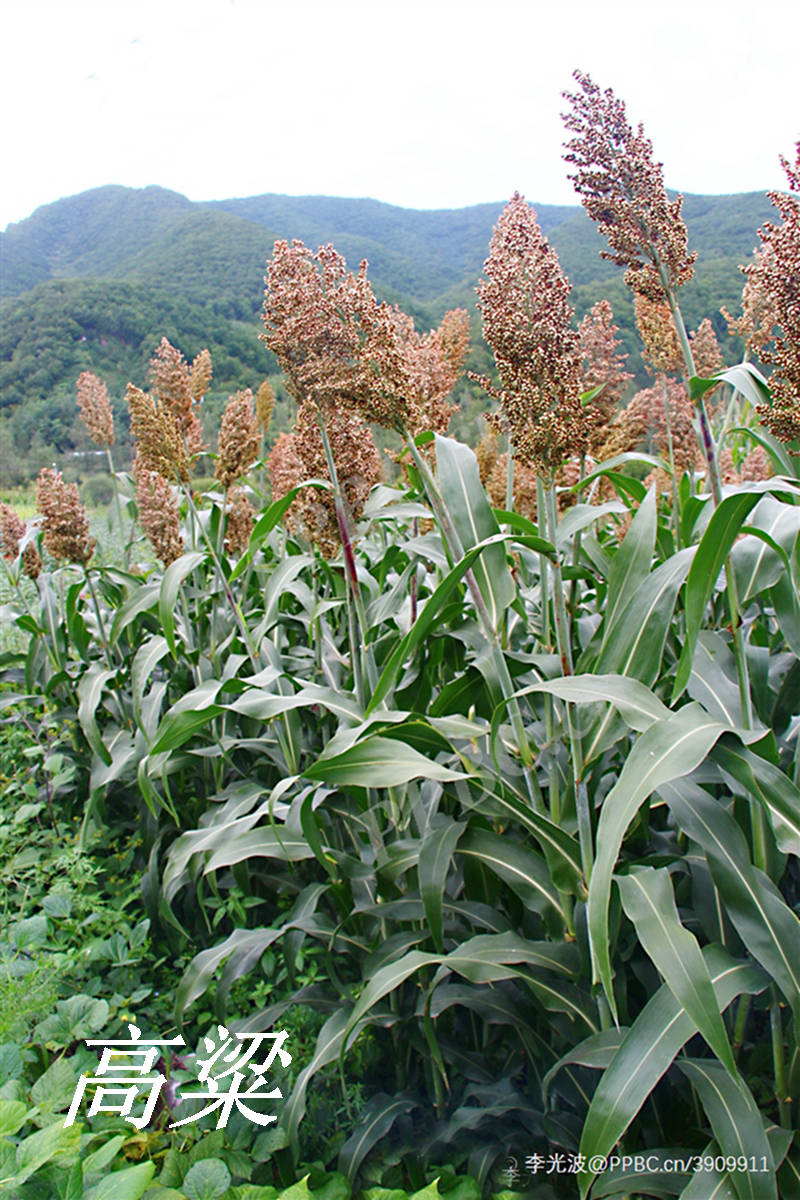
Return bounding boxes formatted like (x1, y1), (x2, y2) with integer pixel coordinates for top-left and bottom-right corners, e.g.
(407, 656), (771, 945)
(2, 0), (798, 231)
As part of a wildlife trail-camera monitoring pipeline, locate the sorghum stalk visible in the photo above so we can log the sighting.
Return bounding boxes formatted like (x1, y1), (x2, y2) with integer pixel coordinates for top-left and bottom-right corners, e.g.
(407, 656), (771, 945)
(314, 409), (378, 701)
(771, 994), (790, 1126)
(660, 375), (682, 549)
(544, 482), (593, 879)
(84, 570), (115, 672)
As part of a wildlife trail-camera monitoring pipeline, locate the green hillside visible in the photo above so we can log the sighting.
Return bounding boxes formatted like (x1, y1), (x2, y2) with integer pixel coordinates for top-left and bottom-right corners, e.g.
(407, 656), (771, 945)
(0, 183), (777, 484)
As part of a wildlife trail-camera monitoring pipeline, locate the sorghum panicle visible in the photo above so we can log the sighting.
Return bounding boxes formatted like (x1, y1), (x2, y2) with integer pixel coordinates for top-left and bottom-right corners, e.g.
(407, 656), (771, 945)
(269, 402), (381, 558)
(401, 308), (470, 437)
(0, 503), (41, 579)
(578, 300), (632, 449)
(722, 245), (779, 352)
(127, 384), (190, 483)
(751, 146), (800, 444)
(562, 71), (695, 302)
(262, 239), (413, 431)
(76, 371), (115, 447)
(215, 389), (262, 490)
(634, 294), (682, 374)
(35, 468), (95, 566)
(476, 193), (589, 475)
(256, 381), (276, 432)
(224, 487), (256, 557)
(134, 458), (183, 566)
(149, 337), (194, 433)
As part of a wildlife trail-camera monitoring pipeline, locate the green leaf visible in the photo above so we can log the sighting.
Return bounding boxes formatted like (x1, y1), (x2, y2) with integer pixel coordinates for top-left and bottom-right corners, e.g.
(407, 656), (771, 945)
(82, 1161), (156, 1200)
(515, 673), (670, 733)
(616, 866), (737, 1075)
(662, 778), (800, 1017)
(577, 948), (767, 1198)
(131, 635), (169, 726)
(12, 1121), (82, 1188)
(338, 1093), (418, 1183)
(588, 704), (727, 1013)
(229, 481), (330, 581)
(713, 734), (800, 858)
(77, 664), (115, 766)
(366, 533), (510, 713)
(457, 828), (564, 920)
(731, 495), (800, 602)
(583, 548), (695, 763)
(159, 551), (205, 656)
(303, 735), (464, 788)
(673, 492), (763, 701)
(0, 1098), (27, 1136)
(434, 434), (514, 633)
(690, 362), (771, 408)
(150, 679), (225, 753)
(182, 1158), (232, 1200)
(418, 818), (465, 952)
(676, 1060), (775, 1200)
(602, 485), (657, 643)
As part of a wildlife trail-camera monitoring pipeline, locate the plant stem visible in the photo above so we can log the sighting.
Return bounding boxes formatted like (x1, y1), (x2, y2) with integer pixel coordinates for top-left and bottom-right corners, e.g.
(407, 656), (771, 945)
(84, 570), (115, 673)
(314, 407), (379, 697)
(544, 483), (593, 880)
(770, 995), (790, 1126)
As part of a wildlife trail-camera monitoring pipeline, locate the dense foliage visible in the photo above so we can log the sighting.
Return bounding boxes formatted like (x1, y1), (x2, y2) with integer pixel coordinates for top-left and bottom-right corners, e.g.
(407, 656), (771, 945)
(3, 81), (800, 1200)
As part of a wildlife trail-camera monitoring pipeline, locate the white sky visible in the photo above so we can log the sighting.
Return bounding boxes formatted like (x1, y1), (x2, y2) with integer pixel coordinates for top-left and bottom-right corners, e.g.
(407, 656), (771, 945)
(2, 0), (798, 231)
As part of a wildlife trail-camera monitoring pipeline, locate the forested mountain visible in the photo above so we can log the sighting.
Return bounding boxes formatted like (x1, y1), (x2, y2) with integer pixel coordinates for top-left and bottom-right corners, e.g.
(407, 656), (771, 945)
(0, 183), (775, 484)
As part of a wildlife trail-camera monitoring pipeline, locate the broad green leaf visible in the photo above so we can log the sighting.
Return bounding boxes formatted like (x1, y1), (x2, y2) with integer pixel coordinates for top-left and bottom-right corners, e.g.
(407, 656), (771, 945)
(601, 485), (657, 643)
(12, 1121), (82, 1187)
(577, 948), (768, 1198)
(771, 571), (800, 658)
(0, 1098), (27, 1136)
(438, 932), (579, 984)
(713, 734), (800, 857)
(229, 481), (330, 580)
(303, 735), (464, 788)
(131, 634), (169, 727)
(462, 771), (583, 892)
(688, 632), (749, 730)
(338, 1093), (418, 1183)
(149, 679), (225, 753)
(77, 665), (114, 766)
(583, 548), (695, 763)
(691, 362), (771, 409)
(418, 818), (465, 951)
(435, 434), (514, 633)
(673, 492), (763, 701)
(514, 673), (670, 733)
(182, 1158), (232, 1200)
(616, 866), (737, 1074)
(676, 1060), (775, 1200)
(159, 551), (205, 656)
(588, 704), (727, 1012)
(731, 496), (800, 603)
(541, 1028), (626, 1107)
(457, 828), (564, 920)
(556, 501), (627, 546)
(203, 827), (315, 874)
(662, 779), (800, 1017)
(82, 1161), (156, 1200)
(366, 532), (510, 713)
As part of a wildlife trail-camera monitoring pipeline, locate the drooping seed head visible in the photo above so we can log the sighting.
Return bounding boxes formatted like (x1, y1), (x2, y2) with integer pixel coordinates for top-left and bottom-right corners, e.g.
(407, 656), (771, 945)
(562, 71), (695, 302)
